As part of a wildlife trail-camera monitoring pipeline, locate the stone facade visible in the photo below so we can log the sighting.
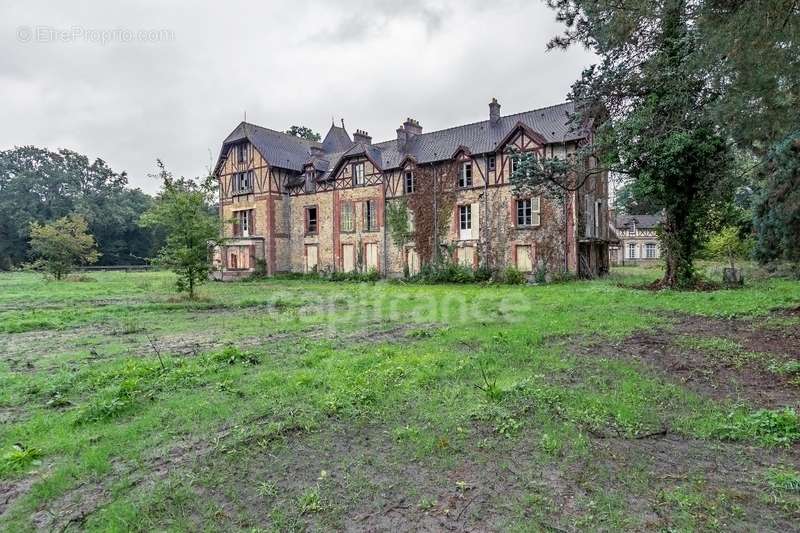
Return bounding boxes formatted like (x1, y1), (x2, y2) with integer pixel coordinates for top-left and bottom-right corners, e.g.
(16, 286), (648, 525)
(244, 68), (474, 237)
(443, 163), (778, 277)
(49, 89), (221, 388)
(609, 214), (663, 266)
(212, 100), (611, 280)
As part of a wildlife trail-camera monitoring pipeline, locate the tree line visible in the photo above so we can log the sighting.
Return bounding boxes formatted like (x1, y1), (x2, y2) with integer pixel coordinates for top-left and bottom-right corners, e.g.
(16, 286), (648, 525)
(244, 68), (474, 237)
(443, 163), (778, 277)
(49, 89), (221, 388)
(0, 146), (164, 270)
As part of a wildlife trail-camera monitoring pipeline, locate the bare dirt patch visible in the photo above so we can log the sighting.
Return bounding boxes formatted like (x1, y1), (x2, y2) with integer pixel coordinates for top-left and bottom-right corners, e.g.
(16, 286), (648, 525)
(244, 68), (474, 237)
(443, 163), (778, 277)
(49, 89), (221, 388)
(580, 311), (800, 408)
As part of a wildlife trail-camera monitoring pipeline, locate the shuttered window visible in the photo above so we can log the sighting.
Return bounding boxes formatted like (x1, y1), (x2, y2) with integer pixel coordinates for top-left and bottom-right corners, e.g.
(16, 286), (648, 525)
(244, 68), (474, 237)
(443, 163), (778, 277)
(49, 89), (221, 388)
(341, 202), (354, 232)
(516, 197), (540, 227)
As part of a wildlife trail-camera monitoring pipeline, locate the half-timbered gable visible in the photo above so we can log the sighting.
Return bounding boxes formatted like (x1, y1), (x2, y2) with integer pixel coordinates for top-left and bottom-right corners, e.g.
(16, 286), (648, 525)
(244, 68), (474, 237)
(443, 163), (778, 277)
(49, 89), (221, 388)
(211, 98), (610, 280)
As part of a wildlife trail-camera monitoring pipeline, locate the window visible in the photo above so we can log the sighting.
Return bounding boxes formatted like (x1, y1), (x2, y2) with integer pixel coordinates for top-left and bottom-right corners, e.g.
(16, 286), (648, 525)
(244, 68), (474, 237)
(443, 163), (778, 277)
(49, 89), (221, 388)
(340, 202), (354, 232)
(646, 243), (657, 258)
(404, 171), (416, 194)
(233, 171), (253, 194)
(459, 162), (473, 188)
(353, 162), (365, 185)
(594, 200), (603, 237)
(628, 242), (637, 259)
(305, 206), (318, 234)
(628, 223), (636, 236)
(459, 205), (472, 230)
(509, 156), (517, 176)
(487, 155), (496, 172)
(515, 197), (541, 227)
(237, 143), (246, 163)
(364, 200), (377, 231)
(234, 210), (252, 236)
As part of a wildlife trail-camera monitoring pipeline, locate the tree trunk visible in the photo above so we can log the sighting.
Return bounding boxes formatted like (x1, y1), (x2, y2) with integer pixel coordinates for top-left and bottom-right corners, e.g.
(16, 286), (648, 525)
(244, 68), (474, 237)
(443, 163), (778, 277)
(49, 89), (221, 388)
(660, 207), (696, 289)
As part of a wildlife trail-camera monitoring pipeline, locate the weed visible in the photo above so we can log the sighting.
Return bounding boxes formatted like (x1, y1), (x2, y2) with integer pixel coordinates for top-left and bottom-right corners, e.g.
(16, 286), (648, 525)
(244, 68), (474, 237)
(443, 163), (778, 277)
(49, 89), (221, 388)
(419, 497), (437, 511)
(706, 408), (800, 447)
(297, 487), (322, 514)
(256, 480), (278, 498)
(211, 345), (261, 366)
(539, 432), (562, 456)
(0, 444), (43, 475)
(765, 467), (800, 492)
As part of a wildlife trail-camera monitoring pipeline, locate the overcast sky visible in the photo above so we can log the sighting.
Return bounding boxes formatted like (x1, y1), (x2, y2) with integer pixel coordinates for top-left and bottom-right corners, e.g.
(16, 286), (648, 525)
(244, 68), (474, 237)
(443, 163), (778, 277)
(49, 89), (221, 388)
(1, 0), (595, 193)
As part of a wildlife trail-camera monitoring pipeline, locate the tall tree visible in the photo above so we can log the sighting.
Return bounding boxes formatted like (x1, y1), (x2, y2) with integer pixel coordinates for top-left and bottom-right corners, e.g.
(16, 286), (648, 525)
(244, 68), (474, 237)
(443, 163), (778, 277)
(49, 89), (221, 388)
(285, 125), (322, 142)
(28, 214), (100, 280)
(546, 0), (733, 287)
(140, 161), (220, 299)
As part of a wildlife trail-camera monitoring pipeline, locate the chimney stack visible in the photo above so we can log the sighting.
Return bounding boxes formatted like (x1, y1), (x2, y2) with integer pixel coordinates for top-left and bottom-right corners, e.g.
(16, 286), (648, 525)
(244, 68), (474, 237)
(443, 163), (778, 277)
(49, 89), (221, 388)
(403, 118), (422, 136)
(353, 129), (372, 145)
(489, 98), (501, 124)
(309, 145), (325, 157)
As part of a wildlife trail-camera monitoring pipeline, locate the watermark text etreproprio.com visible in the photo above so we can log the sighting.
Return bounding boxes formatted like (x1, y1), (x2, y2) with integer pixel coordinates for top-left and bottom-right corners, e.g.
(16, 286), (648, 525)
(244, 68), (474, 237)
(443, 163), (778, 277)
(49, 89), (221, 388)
(17, 26), (174, 45)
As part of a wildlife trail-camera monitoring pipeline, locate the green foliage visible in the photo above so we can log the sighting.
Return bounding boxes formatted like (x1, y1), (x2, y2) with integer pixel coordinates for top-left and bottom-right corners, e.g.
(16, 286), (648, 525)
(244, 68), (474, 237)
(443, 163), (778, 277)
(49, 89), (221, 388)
(413, 261), (475, 284)
(210, 346), (261, 366)
(706, 408), (800, 447)
(0, 146), (159, 270)
(0, 444), (42, 476)
(140, 161), (220, 298)
(502, 266), (525, 285)
(285, 125), (321, 142)
(385, 199), (413, 276)
(706, 226), (751, 270)
(765, 467), (800, 493)
(28, 214), (100, 279)
(323, 268), (380, 283)
(754, 135), (800, 268)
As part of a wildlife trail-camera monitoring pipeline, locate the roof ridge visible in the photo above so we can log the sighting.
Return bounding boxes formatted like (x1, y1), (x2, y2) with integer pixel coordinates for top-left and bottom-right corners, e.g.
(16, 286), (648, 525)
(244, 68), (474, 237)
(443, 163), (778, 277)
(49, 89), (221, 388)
(240, 121), (321, 146)
(369, 101), (574, 146)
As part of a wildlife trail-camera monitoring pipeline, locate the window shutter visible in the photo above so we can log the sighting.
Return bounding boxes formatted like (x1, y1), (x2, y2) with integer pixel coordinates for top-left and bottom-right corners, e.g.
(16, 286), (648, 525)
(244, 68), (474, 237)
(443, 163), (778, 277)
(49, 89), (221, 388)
(452, 205), (459, 233)
(584, 195), (593, 237)
(533, 197), (541, 226)
(377, 198), (384, 227)
(233, 217), (240, 237)
(471, 203), (480, 240)
(509, 199), (516, 226)
(250, 209), (256, 235)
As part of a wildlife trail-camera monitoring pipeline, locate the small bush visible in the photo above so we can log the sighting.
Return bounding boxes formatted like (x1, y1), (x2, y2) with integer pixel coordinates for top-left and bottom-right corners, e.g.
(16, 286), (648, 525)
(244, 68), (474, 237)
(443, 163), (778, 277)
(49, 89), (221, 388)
(412, 262), (474, 284)
(502, 266), (525, 285)
(474, 264), (493, 282)
(210, 345), (261, 366)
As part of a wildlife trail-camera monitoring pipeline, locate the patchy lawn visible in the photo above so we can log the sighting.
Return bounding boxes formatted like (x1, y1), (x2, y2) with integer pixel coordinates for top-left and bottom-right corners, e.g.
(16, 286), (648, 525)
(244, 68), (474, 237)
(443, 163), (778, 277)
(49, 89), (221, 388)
(1, 269), (799, 531)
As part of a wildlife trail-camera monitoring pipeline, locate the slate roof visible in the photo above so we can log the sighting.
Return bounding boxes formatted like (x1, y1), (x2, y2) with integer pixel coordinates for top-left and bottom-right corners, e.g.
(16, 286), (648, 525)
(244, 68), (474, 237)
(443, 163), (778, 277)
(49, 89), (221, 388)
(615, 214), (663, 229)
(215, 101), (589, 180)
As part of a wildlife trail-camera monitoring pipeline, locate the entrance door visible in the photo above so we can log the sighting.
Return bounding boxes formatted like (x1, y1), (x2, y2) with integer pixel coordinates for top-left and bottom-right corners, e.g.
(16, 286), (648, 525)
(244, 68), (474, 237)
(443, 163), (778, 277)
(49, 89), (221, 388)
(365, 243), (379, 271)
(342, 244), (355, 272)
(305, 245), (318, 272)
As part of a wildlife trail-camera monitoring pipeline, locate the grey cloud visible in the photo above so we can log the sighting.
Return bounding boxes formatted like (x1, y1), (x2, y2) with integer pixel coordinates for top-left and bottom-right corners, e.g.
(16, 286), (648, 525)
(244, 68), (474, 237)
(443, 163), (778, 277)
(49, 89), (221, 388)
(0, 0), (595, 193)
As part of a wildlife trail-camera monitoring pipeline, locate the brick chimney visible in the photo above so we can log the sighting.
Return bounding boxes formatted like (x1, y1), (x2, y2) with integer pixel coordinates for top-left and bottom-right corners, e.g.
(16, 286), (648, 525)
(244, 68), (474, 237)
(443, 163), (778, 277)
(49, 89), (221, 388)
(353, 129), (372, 145)
(489, 98), (501, 124)
(403, 118), (422, 136)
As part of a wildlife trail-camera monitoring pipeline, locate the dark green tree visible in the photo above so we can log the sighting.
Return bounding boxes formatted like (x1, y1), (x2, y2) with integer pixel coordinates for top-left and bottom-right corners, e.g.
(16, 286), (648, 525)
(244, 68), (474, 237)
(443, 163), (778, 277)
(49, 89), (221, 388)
(285, 125), (321, 142)
(546, 0), (734, 287)
(140, 161), (220, 299)
(753, 134), (800, 267)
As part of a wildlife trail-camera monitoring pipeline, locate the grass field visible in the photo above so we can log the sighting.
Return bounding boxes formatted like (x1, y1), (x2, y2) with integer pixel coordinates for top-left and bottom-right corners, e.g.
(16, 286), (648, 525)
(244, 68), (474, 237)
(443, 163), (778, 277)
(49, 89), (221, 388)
(1, 267), (800, 531)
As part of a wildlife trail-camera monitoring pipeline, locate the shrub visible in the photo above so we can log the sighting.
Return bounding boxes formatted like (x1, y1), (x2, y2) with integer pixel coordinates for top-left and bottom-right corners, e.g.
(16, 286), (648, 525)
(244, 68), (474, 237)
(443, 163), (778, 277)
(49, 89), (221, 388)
(413, 262), (474, 284)
(502, 266), (525, 285)
(474, 264), (493, 282)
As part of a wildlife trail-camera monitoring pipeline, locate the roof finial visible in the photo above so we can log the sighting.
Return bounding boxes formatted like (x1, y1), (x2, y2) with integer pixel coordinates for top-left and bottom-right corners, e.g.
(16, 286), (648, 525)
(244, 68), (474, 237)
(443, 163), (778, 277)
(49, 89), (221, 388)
(244, 110), (247, 123)
(340, 118), (345, 129)
(331, 116), (334, 125)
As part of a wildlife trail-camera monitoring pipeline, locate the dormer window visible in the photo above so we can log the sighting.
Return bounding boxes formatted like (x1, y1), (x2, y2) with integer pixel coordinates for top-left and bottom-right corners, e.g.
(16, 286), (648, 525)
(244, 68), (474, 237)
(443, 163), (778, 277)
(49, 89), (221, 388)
(237, 143), (246, 163)
(404, 171), (416, 194)
(628, 223), (636, 236)
(459, 162), (473, 188)
(353, 162), (366, 186)
(487, 155), (496, 172)
(305, 169), (316, 193)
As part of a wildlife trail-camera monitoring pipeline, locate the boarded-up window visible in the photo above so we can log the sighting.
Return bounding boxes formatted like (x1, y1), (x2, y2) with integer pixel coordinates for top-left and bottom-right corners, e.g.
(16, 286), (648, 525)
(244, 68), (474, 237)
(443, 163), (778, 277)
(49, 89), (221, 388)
(457, 246), (475, 268)
(365, 243), (379, 271)
(515, 245), (533, 272)
(406, 247), (420, 275)
(305, 245), (318, 272)
(342, 243), (355, 272)
(228, 246), (251, 270)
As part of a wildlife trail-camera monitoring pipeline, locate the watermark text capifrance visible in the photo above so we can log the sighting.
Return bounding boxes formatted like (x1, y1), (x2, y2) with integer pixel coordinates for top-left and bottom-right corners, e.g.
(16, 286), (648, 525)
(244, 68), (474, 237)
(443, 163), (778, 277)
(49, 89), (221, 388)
(17, 26), (174, 45)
